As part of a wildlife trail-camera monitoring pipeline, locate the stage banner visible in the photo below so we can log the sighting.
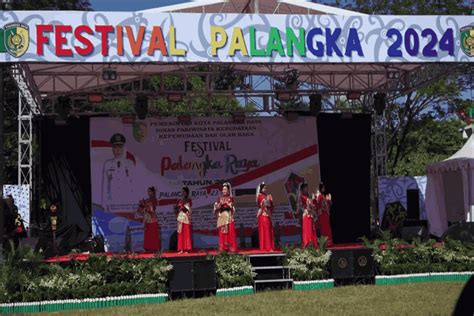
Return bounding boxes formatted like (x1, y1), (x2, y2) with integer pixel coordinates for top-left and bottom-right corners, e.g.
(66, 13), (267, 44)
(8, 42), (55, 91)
(0, 11), (472, 63)
(90, 116), (320, 251)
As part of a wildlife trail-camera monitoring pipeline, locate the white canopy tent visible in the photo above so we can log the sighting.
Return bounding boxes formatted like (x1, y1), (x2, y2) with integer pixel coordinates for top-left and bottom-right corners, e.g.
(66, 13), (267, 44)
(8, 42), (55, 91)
(426, 131), (474, 237)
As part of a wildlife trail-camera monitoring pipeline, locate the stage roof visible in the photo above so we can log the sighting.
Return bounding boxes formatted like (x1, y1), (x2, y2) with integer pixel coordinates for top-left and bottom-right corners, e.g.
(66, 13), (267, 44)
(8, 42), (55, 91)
(138, 0), (366, 16)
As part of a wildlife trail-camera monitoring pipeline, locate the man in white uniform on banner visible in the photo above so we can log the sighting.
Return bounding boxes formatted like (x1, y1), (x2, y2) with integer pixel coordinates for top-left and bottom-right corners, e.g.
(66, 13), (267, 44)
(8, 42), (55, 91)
(102, 133), (135, 212)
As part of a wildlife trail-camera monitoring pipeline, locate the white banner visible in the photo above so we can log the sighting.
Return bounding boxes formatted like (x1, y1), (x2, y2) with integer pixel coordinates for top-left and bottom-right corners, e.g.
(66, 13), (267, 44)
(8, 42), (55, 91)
(0, 11), (472, 63)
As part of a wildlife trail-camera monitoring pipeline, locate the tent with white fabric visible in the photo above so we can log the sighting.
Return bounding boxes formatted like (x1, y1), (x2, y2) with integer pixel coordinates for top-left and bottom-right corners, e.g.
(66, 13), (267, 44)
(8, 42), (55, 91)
(426, 131), (474, 237)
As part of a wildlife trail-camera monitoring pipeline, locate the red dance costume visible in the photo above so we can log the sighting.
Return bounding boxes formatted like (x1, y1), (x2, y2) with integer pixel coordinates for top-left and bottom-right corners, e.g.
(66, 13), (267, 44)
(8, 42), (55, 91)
(316, 192), (333, 246)
(141, 198), (160, 252)
(177, 198), (193, 252)
(214, 196), (237, 252)
(257, 193), (275, 252)
(300, 194), (318, 248)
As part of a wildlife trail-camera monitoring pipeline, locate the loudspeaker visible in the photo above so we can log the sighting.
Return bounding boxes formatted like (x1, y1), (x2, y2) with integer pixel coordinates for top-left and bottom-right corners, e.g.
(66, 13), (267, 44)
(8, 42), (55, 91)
(135, 94), (148, 120)
(169, 230), (178, 251)
(170, 261), (194, 292)
(406, 189), (420, 219)
(169, 259), (217, 294)
(442, 222), (474, 243)
(401, 221), (428, 241)
(251, 228), (259, 248)
(56, 96), (72, 120)
(374, 93), (386, 115)
(193, 260), (217, 290)
(309, 94), (322, 116)
(80, 235), (105, 253)
(331, 248), (374, 280)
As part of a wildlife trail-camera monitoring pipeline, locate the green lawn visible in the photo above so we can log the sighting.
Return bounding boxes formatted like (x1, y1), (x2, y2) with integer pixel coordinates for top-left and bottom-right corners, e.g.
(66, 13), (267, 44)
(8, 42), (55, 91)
(48, 282), (464, 315)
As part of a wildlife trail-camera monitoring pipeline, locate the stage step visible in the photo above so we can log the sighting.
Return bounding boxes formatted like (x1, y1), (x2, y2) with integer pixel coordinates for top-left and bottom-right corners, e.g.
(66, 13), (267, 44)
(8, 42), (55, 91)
(247, 253), (286, 267)
(247, 253), (293, 291)
(252, 266), (291, 281)
(254, 278), (293, 291)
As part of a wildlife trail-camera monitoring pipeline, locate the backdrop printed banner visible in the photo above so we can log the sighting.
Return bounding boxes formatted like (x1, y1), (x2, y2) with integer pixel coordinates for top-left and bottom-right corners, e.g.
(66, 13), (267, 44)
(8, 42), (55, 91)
(3, 185), (30, 229)
(90, 116), (320, 252)
(0, 12), (472, 63)
(378, 176), (427, 223)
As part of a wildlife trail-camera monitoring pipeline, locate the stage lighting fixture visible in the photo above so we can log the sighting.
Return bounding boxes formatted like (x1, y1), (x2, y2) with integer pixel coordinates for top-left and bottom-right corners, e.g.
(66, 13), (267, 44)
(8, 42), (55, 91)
(283, 68), (299, 87)
(1, 0), (12, 10)
(347, 91), (362, 100)
(102, 68), (117, 81)
(373, 93), (386, 116)
(232, 113), (246, 124)
(276, 91), (292, 102)
(167, 92), (184, 103)
(309, 94), (322, 116)
(386, 71), (400, 79)
(135, 94), (148, 120)
(88, 94), (104, 103)
(56, 95), (72, 120)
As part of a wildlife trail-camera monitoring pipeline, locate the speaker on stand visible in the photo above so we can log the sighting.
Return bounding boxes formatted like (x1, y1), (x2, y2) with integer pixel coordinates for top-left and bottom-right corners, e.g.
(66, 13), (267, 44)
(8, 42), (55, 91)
(406, 189), (420, 220)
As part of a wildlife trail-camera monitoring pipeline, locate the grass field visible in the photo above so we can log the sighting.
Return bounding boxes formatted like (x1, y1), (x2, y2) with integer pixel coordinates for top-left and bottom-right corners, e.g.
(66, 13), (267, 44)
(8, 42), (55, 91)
(49, 282), (465, 315)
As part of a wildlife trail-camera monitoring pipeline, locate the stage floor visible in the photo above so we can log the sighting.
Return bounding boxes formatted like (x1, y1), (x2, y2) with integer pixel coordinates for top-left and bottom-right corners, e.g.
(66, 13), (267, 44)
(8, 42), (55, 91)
(44, 243), (365, 263)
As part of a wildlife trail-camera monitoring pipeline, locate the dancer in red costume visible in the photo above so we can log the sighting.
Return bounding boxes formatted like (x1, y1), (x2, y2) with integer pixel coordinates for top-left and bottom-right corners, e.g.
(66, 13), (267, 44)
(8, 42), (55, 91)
(137, 187), (160, 252)
(256, 182), (275, 252)
(315, 182), (334, 247)
(214, 183), (238, 252)
(298, 182), (318, 248)
(176, 186), (193, 253)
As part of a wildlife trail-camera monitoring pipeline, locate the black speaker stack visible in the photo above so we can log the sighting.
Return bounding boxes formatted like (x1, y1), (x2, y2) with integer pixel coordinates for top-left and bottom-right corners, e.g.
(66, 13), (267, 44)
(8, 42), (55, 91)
(331, 248), (375, 285)
(169, 258), (217, 299)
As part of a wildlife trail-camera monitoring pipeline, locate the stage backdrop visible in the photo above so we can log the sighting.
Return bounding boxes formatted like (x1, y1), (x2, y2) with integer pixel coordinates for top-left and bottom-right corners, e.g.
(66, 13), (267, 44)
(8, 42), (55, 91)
(90, 116), (320, 251)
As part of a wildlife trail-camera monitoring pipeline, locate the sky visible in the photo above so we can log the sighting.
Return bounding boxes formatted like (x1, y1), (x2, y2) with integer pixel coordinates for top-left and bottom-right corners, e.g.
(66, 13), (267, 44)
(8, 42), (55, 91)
(90, 0), (190, 11)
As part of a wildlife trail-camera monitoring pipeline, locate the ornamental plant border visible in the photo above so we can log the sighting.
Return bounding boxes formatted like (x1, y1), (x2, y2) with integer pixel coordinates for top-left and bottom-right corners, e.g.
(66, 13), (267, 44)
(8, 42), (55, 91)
(1, 272), (472, 314)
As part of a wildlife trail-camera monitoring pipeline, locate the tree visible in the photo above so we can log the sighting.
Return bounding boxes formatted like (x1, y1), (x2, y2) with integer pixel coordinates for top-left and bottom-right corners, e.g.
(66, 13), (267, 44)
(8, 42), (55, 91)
(351, 0), (469, 15)
(349, 0), (471, 176)
(10, 0), (90, 10)
(94, 72), (256, 116)
(391, 118), (465, 175)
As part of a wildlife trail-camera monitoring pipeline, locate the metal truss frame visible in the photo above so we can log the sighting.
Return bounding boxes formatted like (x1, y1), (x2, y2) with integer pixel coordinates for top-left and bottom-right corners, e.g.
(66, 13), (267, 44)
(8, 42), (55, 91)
(30, 62), (467, 116)
(7, 61), (468, 221)
(17, 92), (33, 186)
(11, 64), (43, 191)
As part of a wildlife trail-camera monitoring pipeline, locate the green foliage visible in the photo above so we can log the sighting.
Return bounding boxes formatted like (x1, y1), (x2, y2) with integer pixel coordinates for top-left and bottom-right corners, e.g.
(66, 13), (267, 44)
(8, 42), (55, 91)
(391, 118), (465, 175)
(11, 0), (91, 10)
(362, 235), (474, 275)
(283, 244), (332, 281)
(92, 74), (254, 116)
(351, 0), (469, 15)
(347, 0), (470, 176)
(0, 249), (172, 303)
(214, 253), (255, 288)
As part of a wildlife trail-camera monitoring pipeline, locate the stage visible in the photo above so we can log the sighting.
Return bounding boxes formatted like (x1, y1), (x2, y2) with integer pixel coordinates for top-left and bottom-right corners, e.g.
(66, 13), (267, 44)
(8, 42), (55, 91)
(44, 243), (366, 263)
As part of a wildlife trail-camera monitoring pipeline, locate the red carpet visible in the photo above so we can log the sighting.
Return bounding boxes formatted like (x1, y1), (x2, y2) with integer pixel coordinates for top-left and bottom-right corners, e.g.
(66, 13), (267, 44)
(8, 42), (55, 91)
(45, 243), (372, 263)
